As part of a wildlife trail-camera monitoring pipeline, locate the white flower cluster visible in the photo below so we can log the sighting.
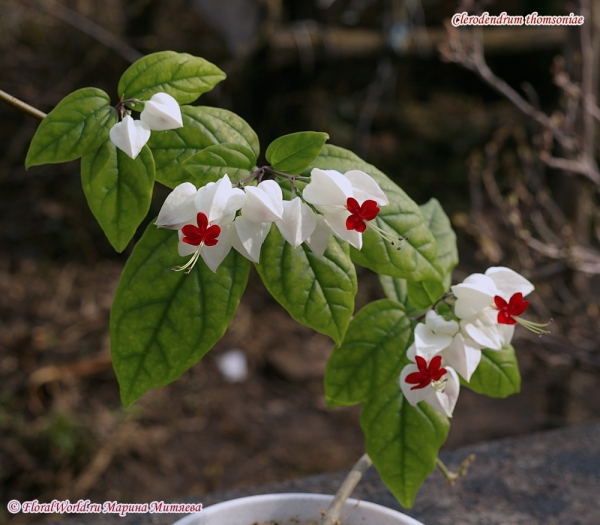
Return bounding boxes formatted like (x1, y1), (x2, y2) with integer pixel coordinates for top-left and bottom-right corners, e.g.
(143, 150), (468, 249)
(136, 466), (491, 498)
(155, 169), (389, 273)
(400, 267), (540, 418)
(110, 93), (183, 159)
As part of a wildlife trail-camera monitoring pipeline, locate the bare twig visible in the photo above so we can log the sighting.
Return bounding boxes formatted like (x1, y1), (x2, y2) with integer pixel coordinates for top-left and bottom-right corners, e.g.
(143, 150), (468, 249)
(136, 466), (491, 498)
(23, 0), (143, 64)
(436, 454), (476, 486)
(320, 453), (372, 525)
(0, 89), (46, 120)
(540, 154), (600, 185)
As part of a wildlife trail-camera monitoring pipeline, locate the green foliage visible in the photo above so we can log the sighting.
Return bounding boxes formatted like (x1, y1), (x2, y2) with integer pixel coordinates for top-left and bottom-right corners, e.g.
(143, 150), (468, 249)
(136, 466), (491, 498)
(266, 131), (329, 174)
(117, 51), (226, 104)
(325, 300), (411, 407)
(361, 380), (450, 508)
(182, 143), (256, 185)
(378, 198), (457, 311)
(305, 145), (444, 284)
(255, 226), (357, 345)
(110, 225), (250, 406)
(378, 275), (425, 317)
(419, 198), (458, 288)
(25, 88), (117, 168)
(463, 345), (521, 398)
(81, 141), (155, 252)
(150, 106), (259, 188)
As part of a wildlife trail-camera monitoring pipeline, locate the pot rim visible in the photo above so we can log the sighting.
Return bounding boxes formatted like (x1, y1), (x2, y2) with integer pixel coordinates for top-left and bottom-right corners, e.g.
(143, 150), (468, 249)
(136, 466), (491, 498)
(172, 492), (424, 525)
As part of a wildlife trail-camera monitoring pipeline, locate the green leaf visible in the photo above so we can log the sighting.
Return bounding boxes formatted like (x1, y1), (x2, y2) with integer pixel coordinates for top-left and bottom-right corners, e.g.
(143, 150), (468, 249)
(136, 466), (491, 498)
(378, 275), (425, 317)
(266, 131), (329, 175)
(304, 145), (443, 283)
(26, 88), (117, 168)
(325, 300), (411, 407)
(254, 226), (357, 345)
(111, 225), (251, 406)
(406, 279), (446, 311)
(182, 143), (256, 185)
(81, 141), (155, 252)
(361, 379), (450, 508)
(117, 51), (226, 104)
(463, 345), (521, 398)
(149, 105), (260, 188)
(420, 198), (458, 288)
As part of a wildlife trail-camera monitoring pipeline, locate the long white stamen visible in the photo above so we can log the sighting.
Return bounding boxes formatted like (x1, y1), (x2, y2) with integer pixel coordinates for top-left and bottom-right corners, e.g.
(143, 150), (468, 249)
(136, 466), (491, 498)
(514, 316), (552, 335)
(172, 243), (204, 274)
(431, 377), (447, 392)
(366, 222), (407, 250)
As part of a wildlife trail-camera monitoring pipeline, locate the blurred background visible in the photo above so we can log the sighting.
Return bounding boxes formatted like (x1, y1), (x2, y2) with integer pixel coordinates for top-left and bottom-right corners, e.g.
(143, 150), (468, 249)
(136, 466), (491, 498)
(1, 0), (600, 523)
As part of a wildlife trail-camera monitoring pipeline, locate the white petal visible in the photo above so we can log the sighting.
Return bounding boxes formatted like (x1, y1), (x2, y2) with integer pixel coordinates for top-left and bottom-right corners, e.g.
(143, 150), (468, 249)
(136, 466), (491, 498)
(498, 323), (516, 346)
(425, 310), (459, 336)
(276, 198), (317, 247)
(460, 308), (504, 350)
(303, 168), (353, 207)
(242, 181), (283, 223)
(400, 365), (432, 406)
(406, 343), (417, 362)
(451, 273), (498, 319)
(414, 323), (452, 360)
(486, 266), (534, 299)
(201, 223), (234, 272)
(234, 217), (271, 262)
(140, 92), (183, 131)
(177, 230), (197, 257)
(195, 175), (246, 223)
(306, 215), (331, 257)
(443, 333), (482, 382)
(425, 367), (460, 418)
(109, 115), (150, 159)
(344, 170), (389, 206)
(322, 208), (362, 250)
(156, 182), (198, 229)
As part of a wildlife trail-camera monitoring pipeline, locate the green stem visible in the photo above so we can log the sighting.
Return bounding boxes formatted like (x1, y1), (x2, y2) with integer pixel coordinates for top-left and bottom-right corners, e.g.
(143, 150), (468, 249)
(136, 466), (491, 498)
(0, 89), (46, 120)
(436, 454), (476, 486)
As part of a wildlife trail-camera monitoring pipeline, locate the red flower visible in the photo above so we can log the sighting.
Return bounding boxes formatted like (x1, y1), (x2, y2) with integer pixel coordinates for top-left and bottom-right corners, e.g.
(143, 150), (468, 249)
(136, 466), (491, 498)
(405, 355), (447, 390)
(494, 292), (530, 325)
(181, 212), (221, 247)
(345, 198), (380, 232)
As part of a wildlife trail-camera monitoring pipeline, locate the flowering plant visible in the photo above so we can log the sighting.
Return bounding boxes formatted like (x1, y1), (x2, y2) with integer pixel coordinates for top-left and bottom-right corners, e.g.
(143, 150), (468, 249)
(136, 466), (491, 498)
(23, 51), (548, 516)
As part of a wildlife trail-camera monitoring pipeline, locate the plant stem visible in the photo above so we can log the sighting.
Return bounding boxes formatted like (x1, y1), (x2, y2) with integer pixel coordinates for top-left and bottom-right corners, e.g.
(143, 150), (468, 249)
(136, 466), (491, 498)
(320, 453), (372, 525)
(0, 90), (46, 120)
(436, 454), (476, 486)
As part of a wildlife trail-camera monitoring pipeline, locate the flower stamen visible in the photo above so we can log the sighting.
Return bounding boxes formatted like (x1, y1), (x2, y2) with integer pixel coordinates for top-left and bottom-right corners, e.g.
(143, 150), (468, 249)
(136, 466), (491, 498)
(171, 212), (221, 274)
(494, 292), (551, 334)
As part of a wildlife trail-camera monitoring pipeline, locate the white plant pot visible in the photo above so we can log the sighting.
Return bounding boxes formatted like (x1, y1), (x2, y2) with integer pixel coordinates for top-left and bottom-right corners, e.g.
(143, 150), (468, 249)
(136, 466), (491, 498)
(172, 493), (424, 525)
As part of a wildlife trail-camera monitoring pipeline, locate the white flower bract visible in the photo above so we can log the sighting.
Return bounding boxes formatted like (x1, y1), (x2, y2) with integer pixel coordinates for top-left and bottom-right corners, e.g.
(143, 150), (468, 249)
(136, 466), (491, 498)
(140, 93), (183, 131)
(109, 115), (151, 160)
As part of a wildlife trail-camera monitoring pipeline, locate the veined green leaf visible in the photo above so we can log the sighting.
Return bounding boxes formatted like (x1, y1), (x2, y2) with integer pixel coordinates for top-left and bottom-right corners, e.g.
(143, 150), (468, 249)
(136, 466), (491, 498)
(266, 131), (329, 175)
(303, 145), (443, 283)
(255, 226), (357, 345)
(462, 345), (521, 398)
(149, 105), (259, 188)
(325, 300), (411, 407)
(111, 225), (250, 406)
(26, 88), (117, 167)
(361, 379), (450, 508)
(420, 198), (458, 289)
(81, 141), (155, 252)
(117, 51), (226, 104)
(182, 143), (256, 186)
(378, 275), (425, 317)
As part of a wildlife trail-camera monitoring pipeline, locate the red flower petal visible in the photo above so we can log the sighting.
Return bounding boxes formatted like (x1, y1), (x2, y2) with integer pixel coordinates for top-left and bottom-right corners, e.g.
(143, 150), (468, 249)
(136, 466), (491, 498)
(360, 200), (380, 221)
